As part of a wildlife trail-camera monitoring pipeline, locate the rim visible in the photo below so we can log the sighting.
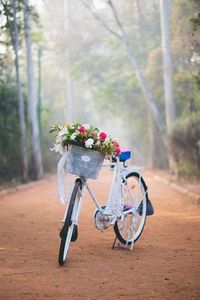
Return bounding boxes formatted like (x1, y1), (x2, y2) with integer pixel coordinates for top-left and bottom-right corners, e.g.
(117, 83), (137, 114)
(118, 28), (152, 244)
(118, 174), (147, 243)
(62, 224), (74, 261)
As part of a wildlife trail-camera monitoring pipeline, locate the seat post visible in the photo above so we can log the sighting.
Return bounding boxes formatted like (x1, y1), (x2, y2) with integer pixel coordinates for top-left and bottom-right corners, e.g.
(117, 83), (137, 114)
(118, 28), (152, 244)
(123, 160), (128, 168)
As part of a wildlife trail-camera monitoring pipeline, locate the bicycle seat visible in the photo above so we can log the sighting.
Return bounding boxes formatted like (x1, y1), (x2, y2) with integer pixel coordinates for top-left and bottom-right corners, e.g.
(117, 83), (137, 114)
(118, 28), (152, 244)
(119, 150), (131, 162)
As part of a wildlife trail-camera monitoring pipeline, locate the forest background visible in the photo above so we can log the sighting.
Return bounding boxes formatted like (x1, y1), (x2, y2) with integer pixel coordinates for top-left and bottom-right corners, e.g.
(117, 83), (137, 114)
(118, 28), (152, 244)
(0, 0), (199, 185)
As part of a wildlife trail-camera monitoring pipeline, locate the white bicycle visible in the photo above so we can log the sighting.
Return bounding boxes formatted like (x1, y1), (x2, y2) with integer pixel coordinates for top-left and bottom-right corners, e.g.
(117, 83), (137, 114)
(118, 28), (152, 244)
(58, 147), (152, 266)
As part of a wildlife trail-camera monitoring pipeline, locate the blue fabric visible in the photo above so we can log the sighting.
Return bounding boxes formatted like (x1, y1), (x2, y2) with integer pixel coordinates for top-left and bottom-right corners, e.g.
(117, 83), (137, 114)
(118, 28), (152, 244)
(119, 150), (131, 161)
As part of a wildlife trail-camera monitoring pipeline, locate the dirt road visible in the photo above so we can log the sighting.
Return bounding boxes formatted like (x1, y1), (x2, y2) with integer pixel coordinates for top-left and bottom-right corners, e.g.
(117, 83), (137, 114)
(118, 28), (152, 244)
(0, 170), (200, 300)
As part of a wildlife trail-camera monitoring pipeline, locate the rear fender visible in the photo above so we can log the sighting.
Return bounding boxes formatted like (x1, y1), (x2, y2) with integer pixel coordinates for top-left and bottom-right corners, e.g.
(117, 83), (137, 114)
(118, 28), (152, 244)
(121, 166), (144, 179)
(121, 167), (154, 216)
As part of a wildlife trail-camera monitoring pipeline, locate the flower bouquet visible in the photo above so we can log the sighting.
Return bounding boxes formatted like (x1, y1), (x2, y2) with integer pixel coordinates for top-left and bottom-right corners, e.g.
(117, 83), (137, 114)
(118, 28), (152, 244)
(50, 122), (121, 158)
(50, 122), (121, 179)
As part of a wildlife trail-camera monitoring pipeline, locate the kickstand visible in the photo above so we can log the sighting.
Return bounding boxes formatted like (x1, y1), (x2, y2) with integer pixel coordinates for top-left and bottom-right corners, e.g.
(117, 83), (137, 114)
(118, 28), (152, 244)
(112, 237), (132, 251)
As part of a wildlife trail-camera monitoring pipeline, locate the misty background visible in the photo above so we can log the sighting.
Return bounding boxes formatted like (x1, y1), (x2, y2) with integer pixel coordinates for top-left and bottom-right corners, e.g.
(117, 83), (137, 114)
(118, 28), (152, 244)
(0, 0), (200, 184)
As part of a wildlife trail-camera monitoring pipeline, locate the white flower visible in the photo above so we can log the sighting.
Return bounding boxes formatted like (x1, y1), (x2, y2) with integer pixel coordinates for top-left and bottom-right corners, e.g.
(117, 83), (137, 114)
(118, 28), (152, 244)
(49, 143), (64, 155)
(83, 123), (90, 130)
(85, 138), (94, 148)
(95, 140), (100, 146)
(70, 132), (77, 140)
(56, 135), (62, 143)
(58, 127), (68, 137)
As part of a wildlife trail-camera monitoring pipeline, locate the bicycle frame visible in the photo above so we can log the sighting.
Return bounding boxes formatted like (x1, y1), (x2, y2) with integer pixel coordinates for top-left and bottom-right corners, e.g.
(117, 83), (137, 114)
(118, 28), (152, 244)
(58, 153), (150, 266)
(62, 157), (145, 229)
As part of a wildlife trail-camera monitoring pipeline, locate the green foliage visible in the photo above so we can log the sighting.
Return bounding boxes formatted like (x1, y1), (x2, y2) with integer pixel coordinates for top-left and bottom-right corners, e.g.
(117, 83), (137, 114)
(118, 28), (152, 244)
(190, 0), (200, 32)
(0, 82), (22, 183)
(170, 0), (198, 116)
(193, 72), (200, 92)
(73, 36), (151, 163)
(168, 0), (200, 179)
(0, 0), (47, 183)
(190, 0), (200, 96)
(40, 114), (59, 173)
(170, 113), (200, 178)
(146, 47), (165, 111)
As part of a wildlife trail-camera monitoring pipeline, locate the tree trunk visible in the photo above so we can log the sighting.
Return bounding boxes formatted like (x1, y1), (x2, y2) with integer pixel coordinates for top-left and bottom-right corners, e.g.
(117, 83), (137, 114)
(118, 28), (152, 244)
(64, 0), (74, 122)
(23, 0), (43, 179)
(134, 0), (166, 169)
(2, 0), (29, 182)
(160, 0), (176, 169)
(12, 0), (28, 182)
(83, 0), (168, 146)
(122, 36), (167, 145)
(149, 117), (169, 169)
(114, 1), (167, 145)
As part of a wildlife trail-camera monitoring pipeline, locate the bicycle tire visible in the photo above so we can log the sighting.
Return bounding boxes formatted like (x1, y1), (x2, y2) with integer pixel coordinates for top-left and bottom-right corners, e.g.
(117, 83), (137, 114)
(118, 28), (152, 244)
(113, 172), (147, 245)
(58, 178), (82, 266)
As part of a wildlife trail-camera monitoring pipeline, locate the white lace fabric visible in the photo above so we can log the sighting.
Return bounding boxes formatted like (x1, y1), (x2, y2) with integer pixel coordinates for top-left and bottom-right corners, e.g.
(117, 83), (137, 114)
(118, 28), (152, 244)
(57, 151), (73, 204)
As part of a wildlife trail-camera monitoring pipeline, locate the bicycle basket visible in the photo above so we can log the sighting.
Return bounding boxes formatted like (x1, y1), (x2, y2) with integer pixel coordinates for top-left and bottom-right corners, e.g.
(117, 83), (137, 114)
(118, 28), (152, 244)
(66, 145), (104, 179)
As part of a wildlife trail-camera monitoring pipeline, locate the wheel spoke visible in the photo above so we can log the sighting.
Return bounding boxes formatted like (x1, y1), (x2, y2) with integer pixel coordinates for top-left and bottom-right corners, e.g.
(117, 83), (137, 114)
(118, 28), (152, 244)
(114, 172), (147, 246)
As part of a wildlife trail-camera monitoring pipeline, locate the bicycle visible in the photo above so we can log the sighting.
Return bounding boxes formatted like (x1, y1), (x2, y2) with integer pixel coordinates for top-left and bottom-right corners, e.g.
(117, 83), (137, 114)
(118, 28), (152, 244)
(57, 146), (152, 266)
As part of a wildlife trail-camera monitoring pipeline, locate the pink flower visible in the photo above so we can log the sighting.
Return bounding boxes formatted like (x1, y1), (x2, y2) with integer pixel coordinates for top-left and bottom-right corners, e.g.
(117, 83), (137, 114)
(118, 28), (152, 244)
(99, 132), (107, 141)
(113, 141), (121, 155)
(116, 147), (121, 155)
(113, 141), (120, 148)
(78, 125), (85, 133)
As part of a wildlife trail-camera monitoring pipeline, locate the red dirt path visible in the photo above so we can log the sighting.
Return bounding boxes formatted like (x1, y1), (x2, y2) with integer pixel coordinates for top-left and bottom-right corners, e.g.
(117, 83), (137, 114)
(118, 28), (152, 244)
(0, 170), (200, 300)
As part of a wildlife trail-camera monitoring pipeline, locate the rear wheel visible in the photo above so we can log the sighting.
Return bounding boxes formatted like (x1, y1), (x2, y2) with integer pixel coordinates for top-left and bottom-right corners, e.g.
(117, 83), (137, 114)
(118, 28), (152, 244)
(114, 172), (147, 245)
(58, 179), (82, 266)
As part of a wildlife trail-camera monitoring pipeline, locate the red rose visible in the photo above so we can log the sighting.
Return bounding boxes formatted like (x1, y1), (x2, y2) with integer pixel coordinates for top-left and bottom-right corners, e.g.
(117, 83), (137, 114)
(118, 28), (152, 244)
(99, 132), (107, 141)
(78, 126), (85, 133)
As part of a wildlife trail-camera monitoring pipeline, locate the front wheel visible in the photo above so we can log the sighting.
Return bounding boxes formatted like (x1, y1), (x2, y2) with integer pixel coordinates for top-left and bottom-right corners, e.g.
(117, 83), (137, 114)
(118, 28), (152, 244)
(114, 172), (147, 246)
(58, 179), (82, 266)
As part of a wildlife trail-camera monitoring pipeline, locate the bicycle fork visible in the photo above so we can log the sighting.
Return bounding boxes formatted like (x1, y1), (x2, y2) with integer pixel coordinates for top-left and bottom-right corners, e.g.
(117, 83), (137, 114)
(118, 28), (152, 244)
(61, 181), (85, 242)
